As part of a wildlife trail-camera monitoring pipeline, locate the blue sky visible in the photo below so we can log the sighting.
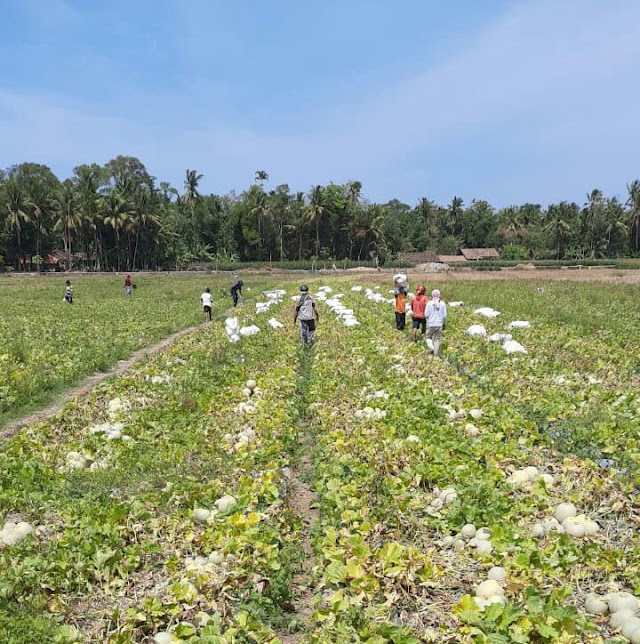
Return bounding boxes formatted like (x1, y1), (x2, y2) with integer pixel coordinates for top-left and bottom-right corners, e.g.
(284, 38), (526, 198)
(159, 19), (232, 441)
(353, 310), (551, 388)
(1, 0), (639, 208)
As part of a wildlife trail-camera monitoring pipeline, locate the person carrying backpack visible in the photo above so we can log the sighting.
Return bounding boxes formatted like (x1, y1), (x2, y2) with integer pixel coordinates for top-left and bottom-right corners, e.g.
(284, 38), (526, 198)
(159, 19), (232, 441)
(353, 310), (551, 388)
(293, 284), (319, 347)
(425, 288), (447, 357)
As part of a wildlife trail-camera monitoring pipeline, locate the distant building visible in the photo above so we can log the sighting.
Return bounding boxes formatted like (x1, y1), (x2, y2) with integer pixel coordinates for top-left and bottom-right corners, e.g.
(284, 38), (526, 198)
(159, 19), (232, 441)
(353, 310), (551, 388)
(459, 248), (500, 261)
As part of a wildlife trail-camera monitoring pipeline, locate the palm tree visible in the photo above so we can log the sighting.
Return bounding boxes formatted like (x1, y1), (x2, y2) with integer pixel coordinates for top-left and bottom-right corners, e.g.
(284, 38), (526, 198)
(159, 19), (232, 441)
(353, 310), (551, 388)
(75, 166), (102, 270)
(102, 189), (133, 271)
(254, 170), (269, 186)
(26, 177), (56, 261)
(285, 192), (306, 260)
(182, 169), (203, 242)
(627, 180), (640, 252)
(544, 202), (573, 259)
(55, 180), (81, 270)
(248, 185), (268, 255)
(307, 185), (326, 256)
(346, 180), (362, 206)
(583, 189), (604, 258)
(3, 177), (30, 258)
(447, 196), (464, 238)
(604, 198), (627, 257)
(131, 188), (160, 270)
(182, 169), (203, 205)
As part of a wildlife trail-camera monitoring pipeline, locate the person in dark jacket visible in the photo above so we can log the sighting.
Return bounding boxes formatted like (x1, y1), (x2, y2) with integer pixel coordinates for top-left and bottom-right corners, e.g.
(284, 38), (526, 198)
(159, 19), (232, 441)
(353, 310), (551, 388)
(230, 279), (243, 307)
(293, 285), (319, 346)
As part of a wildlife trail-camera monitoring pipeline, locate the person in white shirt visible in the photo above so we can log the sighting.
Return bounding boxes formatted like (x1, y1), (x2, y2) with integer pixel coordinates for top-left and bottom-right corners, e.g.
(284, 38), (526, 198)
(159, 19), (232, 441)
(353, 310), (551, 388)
(200, 288), (213, 322)
(425, 288), (447, 357)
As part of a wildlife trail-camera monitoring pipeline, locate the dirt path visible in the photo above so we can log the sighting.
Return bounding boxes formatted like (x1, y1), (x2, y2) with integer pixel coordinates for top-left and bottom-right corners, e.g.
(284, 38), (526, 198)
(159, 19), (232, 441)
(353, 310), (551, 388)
(0, 322), (207, 444)
(278, 346), (321, 644)
(279, 445), (320, 644)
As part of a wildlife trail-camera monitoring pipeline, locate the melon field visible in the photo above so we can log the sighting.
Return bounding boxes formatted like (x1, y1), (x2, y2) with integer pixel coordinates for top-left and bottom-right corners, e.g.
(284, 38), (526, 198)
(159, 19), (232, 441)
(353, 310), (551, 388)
(0, 274), (639, 643)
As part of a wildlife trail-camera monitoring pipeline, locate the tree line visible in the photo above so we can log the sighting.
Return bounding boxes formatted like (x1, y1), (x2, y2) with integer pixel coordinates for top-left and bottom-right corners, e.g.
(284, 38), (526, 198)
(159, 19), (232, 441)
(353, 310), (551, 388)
(1, 156), (639, 271)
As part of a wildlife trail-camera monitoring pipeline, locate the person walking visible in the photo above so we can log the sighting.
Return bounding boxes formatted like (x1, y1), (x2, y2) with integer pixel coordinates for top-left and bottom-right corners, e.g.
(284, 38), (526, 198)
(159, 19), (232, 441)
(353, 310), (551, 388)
(63, 280), (73, 304)
(425, 288), (447, 357)
(410, 284), (428, 342)
(200, 287), (213, 322)
(293, 284), (319, 347)
(124, 274), (133, 295)
(394, 285), (407, 330)
(230, 279), (243, 307)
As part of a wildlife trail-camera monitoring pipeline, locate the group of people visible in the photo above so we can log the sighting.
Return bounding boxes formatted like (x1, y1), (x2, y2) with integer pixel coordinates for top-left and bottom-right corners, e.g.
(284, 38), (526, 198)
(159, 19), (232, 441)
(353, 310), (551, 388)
(199, 278), (445, 354)
(199, 279), (244, 322)
(394, 283), (447, 356)
(62, 274), (135, 305)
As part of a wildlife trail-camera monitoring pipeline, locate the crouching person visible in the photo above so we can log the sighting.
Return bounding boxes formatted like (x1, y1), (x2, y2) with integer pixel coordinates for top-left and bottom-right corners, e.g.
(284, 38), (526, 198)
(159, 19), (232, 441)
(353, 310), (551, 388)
(425, 289), (447, 357)
(294, 284), (319, 347)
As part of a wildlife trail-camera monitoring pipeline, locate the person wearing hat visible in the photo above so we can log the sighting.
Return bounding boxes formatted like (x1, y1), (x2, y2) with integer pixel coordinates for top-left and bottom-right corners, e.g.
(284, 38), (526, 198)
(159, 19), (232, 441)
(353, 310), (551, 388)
(425, 288), (447, 357)
(230, 279), (244, 307)
(293, 285), (319, 346)
(410, 284), (428, 342)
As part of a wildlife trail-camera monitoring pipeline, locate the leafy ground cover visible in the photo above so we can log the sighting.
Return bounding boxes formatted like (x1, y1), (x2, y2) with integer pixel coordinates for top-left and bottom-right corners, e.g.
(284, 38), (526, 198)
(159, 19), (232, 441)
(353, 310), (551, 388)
(0, 275), (270, 427)
(0, 275), (639, 642)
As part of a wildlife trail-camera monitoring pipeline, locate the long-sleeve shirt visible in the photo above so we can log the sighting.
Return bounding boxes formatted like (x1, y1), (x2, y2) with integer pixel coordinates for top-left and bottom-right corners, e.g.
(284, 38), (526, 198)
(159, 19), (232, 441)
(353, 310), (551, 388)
(425, 300), (447, 328)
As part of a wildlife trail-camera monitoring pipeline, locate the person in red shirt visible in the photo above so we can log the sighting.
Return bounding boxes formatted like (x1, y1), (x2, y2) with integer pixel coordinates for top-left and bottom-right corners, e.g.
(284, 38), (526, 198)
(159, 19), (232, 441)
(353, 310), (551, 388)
(410, 284), (428, 342)
(124, 274), (132, 295)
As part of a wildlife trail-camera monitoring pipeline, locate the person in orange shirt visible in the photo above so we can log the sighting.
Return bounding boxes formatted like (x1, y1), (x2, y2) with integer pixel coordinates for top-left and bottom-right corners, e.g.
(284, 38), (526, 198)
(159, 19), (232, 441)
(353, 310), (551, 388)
(394, 286), (407, 330)
(410, 284), (428, 342)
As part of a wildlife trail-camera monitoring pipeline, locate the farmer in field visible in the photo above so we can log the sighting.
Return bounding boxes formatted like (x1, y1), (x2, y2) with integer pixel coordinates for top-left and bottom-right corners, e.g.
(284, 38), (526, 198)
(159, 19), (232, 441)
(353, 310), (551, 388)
(124, 274), (133, 295)
(425, 288), (447, 357)
(294, 284), (319, 347)
(63, 280), (73, 304)
(410, 284), (427, 342)
(230, 279), (243, 307)
(394, 285), (407, 330)
(200, 287), (213, 322)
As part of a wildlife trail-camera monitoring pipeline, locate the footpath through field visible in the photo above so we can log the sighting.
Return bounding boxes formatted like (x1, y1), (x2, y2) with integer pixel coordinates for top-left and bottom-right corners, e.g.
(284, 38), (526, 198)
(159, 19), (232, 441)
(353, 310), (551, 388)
(0, 321), (207, 444)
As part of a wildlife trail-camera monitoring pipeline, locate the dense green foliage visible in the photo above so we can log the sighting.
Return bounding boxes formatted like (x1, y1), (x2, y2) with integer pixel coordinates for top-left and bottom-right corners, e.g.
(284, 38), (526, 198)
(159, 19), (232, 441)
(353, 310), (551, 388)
(1, 159), (639, 270)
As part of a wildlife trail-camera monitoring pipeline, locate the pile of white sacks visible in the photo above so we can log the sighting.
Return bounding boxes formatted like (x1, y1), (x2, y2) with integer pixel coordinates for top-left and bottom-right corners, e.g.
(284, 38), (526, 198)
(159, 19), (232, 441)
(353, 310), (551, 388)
(465, 307), (529, 355)
(225, 317), (260, 343)
(255, 289), (286, 314)
(315, 286), (360, 327)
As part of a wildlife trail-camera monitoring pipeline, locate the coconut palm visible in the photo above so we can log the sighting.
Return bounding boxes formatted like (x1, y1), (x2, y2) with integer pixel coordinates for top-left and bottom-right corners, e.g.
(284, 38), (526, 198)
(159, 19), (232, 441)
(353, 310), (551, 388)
(102, 189), (133, 271)
(54, 180), (81, 270)
(307, 185), (327, 256)
(74, 166), (103, 270)
(254, 170), (269, 186)
(285, 192), (306, 260)
(3, 177), (30, 255)
(447, 196), (464, 237)
(544, 202), (574, 259)
(182, 169), (203, 242)
(627, 180), (640, 252)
